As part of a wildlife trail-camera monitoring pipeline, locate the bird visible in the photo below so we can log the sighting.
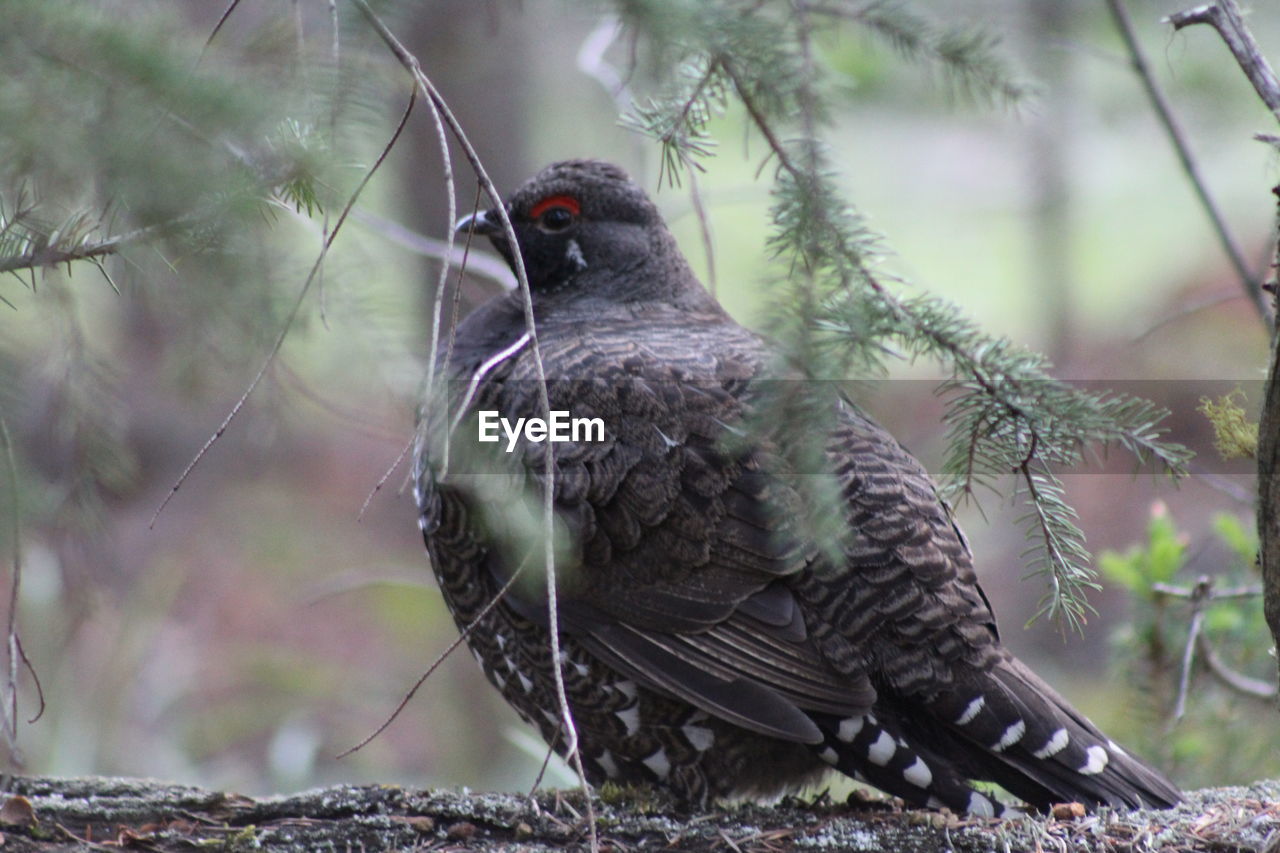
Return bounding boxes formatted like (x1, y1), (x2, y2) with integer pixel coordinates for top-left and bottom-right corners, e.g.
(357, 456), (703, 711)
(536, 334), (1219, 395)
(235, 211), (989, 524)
(412, 159), (1181, 816)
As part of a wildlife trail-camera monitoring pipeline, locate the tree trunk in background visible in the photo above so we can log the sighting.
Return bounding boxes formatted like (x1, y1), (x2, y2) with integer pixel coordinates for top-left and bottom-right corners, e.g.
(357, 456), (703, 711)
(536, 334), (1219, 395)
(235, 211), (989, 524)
(1023, 0), (1076, 367)
(402, 1), (533, 340)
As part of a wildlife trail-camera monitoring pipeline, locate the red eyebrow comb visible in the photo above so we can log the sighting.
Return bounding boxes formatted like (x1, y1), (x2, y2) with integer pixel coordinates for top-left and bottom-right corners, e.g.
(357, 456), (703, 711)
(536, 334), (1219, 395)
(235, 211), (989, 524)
(529, 194), (581, 219)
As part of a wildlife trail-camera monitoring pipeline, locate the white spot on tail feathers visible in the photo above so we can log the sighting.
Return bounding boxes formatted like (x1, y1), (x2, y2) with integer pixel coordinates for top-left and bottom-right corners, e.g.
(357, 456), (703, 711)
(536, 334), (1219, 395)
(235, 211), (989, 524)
(515, 671), (533, 693)
(837, 716), (864, 743)
(1079, 745), (1109, 775)
(615, 680), (638, 700)
(992, 719), (1025, 752)
(495, 633), (507, 651)
(572, 661), (589, 677)
(903, 757), (933, 788)
(866, 731), (896, 766)
(596, 750), (620, 779)
(1107, 738), (1129, 758)
(682, 724), (715, 752)
(642, 749), (671, 779)
(1033, 728), (1070, 759)
(818, 746), (839, 765)
(955, 696), (985, 726)
(967, 791), (996, 817)
(614, 704), (641, 736)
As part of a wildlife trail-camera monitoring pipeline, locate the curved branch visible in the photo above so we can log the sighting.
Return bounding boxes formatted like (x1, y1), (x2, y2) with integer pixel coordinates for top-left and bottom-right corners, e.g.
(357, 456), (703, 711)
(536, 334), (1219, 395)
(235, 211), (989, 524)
(1105, 0), (1271, 329)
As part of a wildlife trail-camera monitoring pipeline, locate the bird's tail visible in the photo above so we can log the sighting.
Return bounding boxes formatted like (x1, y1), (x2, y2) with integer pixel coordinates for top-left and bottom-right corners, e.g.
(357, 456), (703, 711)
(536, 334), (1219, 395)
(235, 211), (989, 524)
(810, 656), (1180, 815)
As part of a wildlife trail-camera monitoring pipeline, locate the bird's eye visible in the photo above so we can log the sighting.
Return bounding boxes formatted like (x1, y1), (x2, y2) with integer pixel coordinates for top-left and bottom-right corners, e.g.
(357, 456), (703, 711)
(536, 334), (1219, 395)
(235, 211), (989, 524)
(530, 194), (580, 232)
(539, 206), (575, 231)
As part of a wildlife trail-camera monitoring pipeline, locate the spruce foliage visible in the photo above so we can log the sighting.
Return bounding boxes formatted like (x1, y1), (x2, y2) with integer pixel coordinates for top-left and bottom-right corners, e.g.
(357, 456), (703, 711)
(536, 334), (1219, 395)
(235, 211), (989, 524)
(0, 0), (1191, 636)
(610, 0), (1190, 630)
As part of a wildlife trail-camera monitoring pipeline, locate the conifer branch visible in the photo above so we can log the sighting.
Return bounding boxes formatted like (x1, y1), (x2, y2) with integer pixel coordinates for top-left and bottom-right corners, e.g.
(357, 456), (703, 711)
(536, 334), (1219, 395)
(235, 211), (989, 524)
(617, 0), (1190, 628)
(806, 0), (1034, 104)
(0, 221), (163, 276)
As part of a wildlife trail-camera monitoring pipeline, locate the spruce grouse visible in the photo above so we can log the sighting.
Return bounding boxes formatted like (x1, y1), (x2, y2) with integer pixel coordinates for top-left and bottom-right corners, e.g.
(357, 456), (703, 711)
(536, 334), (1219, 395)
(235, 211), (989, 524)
(412, 159), (1180, 815)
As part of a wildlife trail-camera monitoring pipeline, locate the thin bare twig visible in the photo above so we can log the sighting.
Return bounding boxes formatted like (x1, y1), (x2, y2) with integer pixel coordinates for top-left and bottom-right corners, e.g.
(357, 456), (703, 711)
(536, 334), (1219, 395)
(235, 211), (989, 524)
(0, 417), (22, 761)
(335, 562), (527, 759)
(433, 184), (489, 481)
(1173, 600), (1205, 721)
(202, 0), (245, 53)
(528, 724), (564, 798)
(1197, 630), (1278, 699)
(420, 72), (457, 476)
(349, 208), (515, 291)
(357, 433), (415, 522)
(151, 89), (418, 528)
(1169, 0), (1280, 123)
(685, 167), (718, 295)
(348, 4), (596, 847)
(1132, 291), (1246, 342)
(1105, 0), (1271, 328)
(0, 419), (41, 749)
(1153, 575), (1276, 711)
(1152, 580), (1263, 599)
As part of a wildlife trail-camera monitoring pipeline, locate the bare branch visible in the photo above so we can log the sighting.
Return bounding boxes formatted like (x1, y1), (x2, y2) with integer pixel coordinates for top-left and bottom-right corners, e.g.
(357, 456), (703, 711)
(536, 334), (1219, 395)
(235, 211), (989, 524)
(1105, 0), (1271, 328)
(1152, 580), (1263, 600)
(151, 88), (417, 527)
(202, 0), (246, 53)
(335, 560), (527, 760)
(1172, 605), (1205, 722)
(1197, 631), (1278, 699)
(348, 3), (596, 846)
(1168, 0), (1280, 123)
(0, 417), (24, 764)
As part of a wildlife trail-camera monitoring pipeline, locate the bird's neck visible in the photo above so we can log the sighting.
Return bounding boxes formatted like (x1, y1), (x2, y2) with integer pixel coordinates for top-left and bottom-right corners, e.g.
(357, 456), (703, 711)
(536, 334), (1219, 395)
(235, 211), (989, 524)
(535, 230), (724, 316)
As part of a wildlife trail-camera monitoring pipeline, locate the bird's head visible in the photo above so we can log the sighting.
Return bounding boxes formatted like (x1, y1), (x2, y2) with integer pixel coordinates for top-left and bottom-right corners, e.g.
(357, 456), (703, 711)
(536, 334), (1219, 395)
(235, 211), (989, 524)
(457, 159), (699, 303)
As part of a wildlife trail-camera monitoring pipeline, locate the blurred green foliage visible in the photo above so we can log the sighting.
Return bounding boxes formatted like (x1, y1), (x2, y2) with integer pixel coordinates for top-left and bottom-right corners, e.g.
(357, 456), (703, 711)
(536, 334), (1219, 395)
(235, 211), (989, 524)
(1101, 505), (1276, 787)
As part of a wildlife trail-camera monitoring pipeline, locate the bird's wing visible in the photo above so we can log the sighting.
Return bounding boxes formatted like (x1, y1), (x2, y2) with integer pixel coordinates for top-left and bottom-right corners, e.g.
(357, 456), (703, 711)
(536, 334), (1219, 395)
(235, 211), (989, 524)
(812, 401), (1003, 679)
(455, 318), (874, 743)
(815, 403), (1181, 810)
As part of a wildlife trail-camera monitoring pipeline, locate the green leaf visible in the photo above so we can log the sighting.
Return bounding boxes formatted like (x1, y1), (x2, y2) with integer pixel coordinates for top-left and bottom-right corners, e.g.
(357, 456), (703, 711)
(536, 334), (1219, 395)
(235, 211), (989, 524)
(1211, 512), (1257, 567)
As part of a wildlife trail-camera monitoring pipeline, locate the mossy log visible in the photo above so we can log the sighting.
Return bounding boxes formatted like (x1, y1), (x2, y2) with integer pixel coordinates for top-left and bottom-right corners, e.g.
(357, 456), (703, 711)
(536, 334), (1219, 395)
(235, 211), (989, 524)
(0, 775), (1273, 851)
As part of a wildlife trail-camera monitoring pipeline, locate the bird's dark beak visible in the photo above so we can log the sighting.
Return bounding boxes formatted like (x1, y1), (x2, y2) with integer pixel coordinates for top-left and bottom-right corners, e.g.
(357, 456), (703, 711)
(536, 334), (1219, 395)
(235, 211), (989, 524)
(454, 207), (502, 237)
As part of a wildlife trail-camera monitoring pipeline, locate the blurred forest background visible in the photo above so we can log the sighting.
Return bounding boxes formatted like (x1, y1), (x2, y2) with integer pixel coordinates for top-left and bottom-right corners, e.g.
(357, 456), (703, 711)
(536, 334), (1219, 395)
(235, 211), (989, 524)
(0, 0), (1276, 801)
